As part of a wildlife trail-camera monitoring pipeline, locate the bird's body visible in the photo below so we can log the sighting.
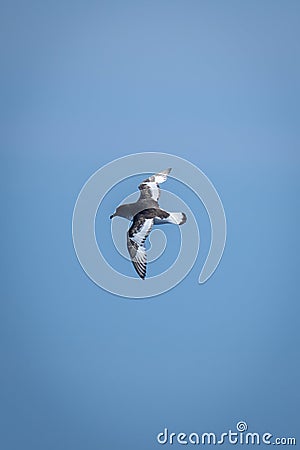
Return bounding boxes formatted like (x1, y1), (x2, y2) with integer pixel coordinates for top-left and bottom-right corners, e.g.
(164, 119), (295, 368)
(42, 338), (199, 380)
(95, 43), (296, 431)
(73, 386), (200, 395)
(110, 168), (186, 279)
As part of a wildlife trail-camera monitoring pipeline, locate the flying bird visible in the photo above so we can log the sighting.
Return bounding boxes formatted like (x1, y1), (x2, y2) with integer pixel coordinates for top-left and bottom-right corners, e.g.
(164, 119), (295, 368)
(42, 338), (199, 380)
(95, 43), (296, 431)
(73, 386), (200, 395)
(110, 168), (187, 279)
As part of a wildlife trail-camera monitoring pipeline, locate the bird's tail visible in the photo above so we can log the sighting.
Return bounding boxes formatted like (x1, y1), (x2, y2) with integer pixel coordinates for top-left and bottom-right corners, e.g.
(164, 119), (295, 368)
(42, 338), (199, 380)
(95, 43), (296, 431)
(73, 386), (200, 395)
(154, 212), (187, 226)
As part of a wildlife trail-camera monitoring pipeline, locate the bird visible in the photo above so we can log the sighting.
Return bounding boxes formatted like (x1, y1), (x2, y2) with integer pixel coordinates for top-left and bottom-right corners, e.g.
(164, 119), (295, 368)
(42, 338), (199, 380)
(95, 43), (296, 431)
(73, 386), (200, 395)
(110, 168), (187, 279)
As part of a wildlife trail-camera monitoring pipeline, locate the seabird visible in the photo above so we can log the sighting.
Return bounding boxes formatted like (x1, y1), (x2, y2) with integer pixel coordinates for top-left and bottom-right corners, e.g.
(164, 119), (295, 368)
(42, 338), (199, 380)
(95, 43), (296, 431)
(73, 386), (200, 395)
(110, 168), (187, 279)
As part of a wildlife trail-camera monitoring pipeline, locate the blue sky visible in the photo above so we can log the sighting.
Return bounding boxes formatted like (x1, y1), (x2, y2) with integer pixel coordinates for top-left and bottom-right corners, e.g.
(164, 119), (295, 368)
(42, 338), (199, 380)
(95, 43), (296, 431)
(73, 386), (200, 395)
(1, 1), (299, 449)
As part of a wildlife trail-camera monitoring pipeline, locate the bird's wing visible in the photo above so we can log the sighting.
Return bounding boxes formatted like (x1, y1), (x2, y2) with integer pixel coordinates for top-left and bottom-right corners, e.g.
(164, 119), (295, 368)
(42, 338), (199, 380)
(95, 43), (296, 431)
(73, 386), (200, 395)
(138, 168), (171, 202)
(127, 214), (154, 279)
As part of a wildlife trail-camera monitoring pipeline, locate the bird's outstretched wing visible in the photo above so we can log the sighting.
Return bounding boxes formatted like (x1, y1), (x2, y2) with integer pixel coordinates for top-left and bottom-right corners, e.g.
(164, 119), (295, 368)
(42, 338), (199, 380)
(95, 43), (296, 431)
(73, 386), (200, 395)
(138, 168), (171, 202)
(127, 211), (154, 279)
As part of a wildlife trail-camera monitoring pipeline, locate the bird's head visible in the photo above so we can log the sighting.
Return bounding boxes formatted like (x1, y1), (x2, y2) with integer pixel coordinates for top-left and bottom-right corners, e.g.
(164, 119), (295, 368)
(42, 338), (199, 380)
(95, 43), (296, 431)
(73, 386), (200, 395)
(110, 204), (130, 220)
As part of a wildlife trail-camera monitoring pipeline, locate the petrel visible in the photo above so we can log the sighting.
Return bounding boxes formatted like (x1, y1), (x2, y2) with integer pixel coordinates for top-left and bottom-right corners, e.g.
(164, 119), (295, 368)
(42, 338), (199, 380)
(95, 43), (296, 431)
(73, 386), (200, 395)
(110, 168), (187, 279)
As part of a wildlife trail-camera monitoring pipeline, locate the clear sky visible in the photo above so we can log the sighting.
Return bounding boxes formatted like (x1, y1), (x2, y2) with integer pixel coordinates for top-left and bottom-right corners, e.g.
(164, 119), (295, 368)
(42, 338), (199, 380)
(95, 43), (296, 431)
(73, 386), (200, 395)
(1, 1), (299, 449)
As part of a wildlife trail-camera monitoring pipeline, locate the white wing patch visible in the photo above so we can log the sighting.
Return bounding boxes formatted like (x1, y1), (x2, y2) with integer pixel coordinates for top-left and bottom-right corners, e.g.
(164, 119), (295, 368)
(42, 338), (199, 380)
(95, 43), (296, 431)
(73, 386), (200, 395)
(138, 168), (171, 202)
(127, 217), (154, 279)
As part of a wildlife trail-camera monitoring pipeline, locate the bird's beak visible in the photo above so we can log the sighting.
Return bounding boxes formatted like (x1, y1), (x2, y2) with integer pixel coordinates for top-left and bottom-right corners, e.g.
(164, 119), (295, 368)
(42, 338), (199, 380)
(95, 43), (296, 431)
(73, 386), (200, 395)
(110, 213), (115, 219)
